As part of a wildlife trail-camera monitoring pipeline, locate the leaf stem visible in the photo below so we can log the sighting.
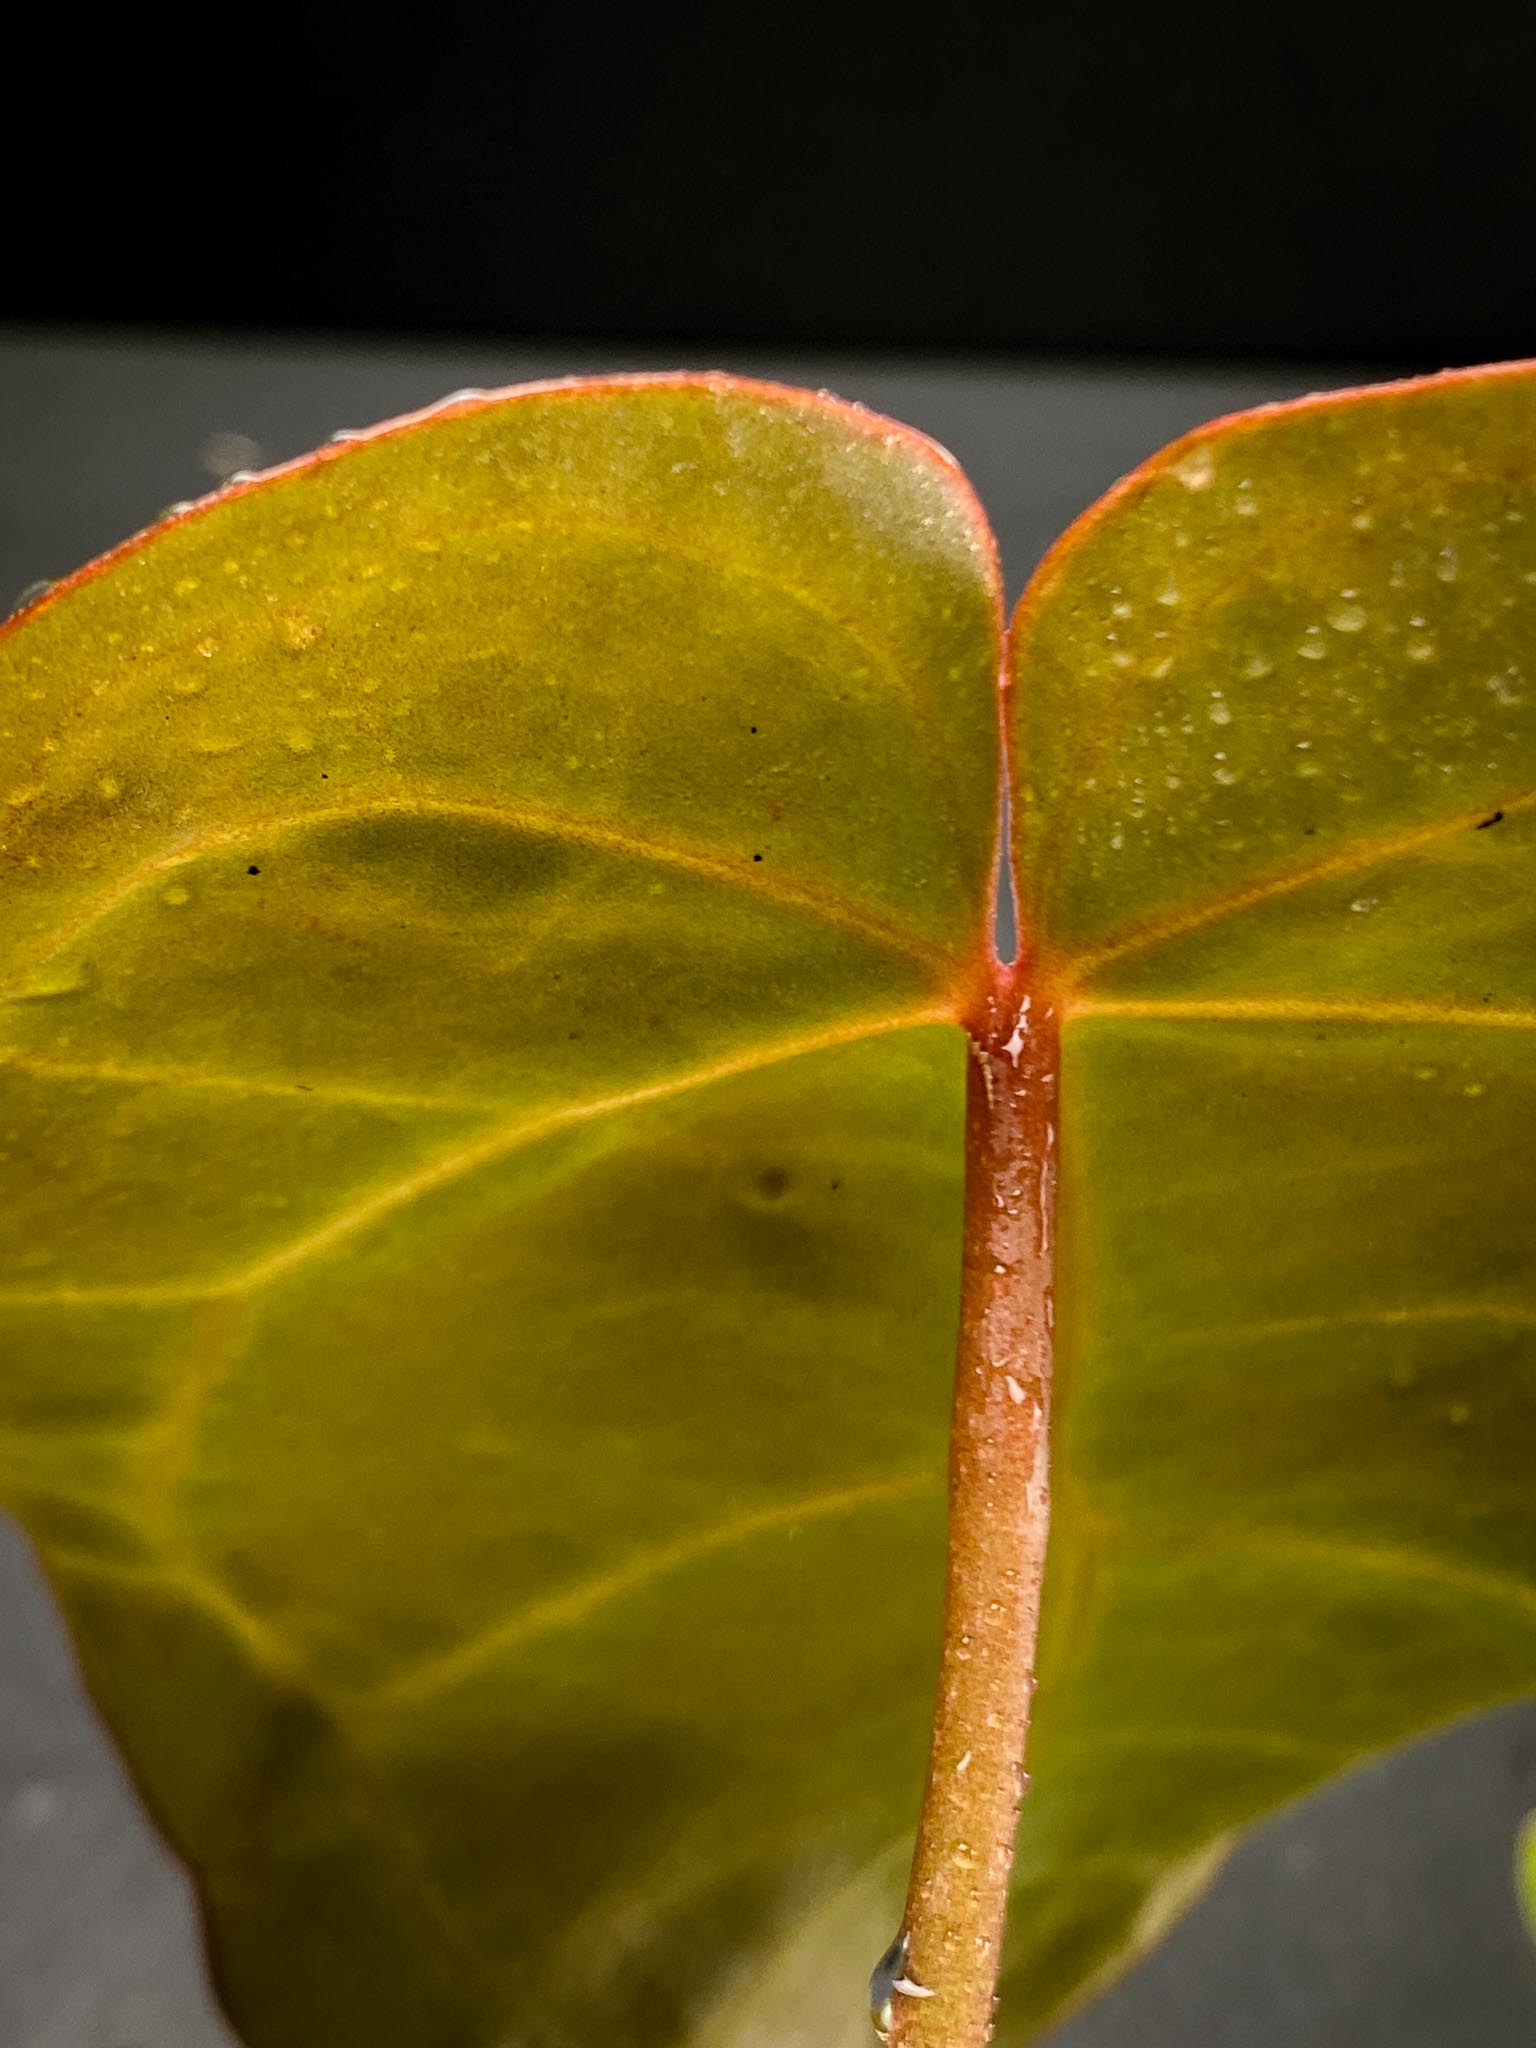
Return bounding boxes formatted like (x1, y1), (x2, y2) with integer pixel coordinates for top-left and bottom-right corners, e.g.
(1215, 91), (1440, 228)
(882, 970), (1059, 2048)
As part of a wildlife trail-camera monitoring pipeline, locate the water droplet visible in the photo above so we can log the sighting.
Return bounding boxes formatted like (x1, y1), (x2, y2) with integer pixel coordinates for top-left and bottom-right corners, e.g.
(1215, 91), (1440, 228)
(1327, 599), (1368, 633)
(200, 430), (264, 481)
(3, 959), (91, 1003)
(1464, 1081), (1486, 1097)
(1208, 695), (1232, 725)
(953, 1841), (979, 1869)
(1435, 542), (1460, 583)
(278, 614), (321, 653)
(1213, 764), (1240, 786)
(870, 1933), (904, 2043)
(1173, 445), (1215, 490)
(1234, 479), (1258, 516)
(7, 578), (54, 617)
(1156, 572), (1181, 607)
(163, 884), (191, 907)
(1486, 668), (1523, 707)
(869, 1932), (933, 2041)
(1349, 896), (1378, 913)
(956, 1750), (973, 1775)
(1405, 634), (1436, 663)
(1241, 654), (1274, 681)
(1297, 627), (1327, 660)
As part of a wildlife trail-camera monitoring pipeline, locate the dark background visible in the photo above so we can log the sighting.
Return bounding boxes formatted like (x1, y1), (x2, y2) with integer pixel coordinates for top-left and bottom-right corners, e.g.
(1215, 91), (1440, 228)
(7, 8), (1536, 366)
(4, 6), (1536, 2044)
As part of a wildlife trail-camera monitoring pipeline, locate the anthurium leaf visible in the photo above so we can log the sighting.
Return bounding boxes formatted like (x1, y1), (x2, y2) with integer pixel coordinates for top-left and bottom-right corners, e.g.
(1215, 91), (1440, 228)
(4, 362), (1536, 2048)
(0, 376), (1003, 2047)
(1005, 363), (1536, 2033)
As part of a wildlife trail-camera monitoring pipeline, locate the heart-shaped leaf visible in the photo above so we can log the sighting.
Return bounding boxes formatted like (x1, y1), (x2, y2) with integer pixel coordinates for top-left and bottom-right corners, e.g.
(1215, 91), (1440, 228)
(0, 377), (1002, 2046)
(1005, 362), (1536, 2031)
(2, 364), (1534, 2048)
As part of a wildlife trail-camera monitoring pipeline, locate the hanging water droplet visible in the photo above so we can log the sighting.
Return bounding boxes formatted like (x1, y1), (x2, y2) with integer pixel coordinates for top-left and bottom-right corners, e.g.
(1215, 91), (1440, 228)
(1208, 694), (1232, 725)
(1155, 572), (1181, 606)
(870, 1932), (905, 2043)
(869, 1932), (934, 2042)
(1435, 542), (1460, 583)
(1172, 445), (1216, 490)
(1297, 626), (1327, 660)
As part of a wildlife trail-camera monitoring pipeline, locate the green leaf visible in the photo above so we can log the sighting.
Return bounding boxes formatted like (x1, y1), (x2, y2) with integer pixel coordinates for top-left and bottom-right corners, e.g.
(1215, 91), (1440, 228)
(0, 377), (1002, 2046)
(1519, 1812), (1536, 1950)
(1006, 363), (1536, 2030)
(4, 362), (1536, 2048)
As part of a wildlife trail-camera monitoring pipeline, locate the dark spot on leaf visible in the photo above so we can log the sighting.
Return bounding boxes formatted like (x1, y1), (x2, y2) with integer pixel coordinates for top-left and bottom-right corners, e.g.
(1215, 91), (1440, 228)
(749, 725), (758, 733)
(752, 852), (763, 862)
(247, 865), (260, 875)
(830, 1178), (842, 1192)
(756, 1166), (790, 1201)
(1476, 809), (1504, 829)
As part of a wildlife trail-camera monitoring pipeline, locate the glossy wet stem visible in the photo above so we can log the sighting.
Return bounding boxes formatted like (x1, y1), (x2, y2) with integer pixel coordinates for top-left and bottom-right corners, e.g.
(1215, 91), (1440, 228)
(886, 975), (1059, 2048)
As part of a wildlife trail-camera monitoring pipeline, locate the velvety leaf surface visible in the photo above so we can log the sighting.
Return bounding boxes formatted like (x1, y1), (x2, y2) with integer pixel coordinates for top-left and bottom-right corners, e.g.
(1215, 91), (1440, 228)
(1005, 364), (1536, 2034)
(0, 377), (1002, 2046)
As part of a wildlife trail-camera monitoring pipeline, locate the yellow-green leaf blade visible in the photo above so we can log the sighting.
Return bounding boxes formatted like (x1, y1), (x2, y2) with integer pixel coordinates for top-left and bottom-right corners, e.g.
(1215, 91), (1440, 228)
(1004, 364), (1536, 2037)
(0, 376), (1003, 2046)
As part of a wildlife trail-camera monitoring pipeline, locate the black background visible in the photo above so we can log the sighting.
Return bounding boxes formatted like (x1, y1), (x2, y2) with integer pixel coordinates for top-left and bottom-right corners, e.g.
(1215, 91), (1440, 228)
(7, 6), (1536, 366)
